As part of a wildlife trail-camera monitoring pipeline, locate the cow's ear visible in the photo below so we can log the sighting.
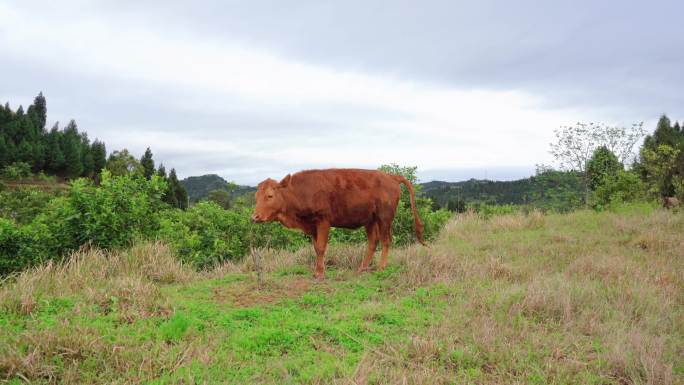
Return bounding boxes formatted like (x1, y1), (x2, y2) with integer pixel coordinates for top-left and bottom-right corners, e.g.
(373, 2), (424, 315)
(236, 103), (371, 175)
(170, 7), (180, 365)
(279, 174), (291, 187)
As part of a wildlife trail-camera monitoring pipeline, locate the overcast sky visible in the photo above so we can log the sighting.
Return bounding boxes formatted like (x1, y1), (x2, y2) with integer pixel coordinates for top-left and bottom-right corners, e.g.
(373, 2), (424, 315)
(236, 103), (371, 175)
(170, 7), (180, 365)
(1, 1), (682, 184)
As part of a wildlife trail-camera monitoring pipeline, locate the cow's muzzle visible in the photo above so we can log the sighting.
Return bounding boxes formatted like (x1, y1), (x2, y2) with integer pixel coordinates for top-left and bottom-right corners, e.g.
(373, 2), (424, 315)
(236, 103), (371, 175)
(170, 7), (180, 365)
(251, 214), (263, 223)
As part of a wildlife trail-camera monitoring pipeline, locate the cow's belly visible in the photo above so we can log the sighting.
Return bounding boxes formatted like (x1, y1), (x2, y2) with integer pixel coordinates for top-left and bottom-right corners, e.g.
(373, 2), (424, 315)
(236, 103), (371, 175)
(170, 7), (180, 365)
(328, 199), (376, 228)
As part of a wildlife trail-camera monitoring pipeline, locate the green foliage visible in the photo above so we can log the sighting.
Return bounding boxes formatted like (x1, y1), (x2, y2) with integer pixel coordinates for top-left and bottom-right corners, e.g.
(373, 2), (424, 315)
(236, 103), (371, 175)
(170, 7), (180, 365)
(0, 218), (31, 274)
(106, 149), (143, 177)
(180, 174), (254, 203)
(140, 147), (155, 180)
(586, 146), (622, 190)
(63, 171), (168, 249)
(637, 115), (684, 199)
(640, 144), (680, 198)
(158, 202), (308, 269)
(0, 171), (168, 274)
(0, 188), (59, 224)
(90, 140), (107, 177)
(207, 189), (232, 209)
(1, 162), (32, 180)
(164, 169), (189, 210)
(468, 203), (520, 218)
(590, 170), (645, 210)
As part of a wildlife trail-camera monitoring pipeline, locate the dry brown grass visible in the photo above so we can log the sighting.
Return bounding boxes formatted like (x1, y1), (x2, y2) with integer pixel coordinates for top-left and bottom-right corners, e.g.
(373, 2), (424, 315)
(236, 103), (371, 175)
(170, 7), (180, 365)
(0, 242), (193, 318)
(1, 207), (683, 384)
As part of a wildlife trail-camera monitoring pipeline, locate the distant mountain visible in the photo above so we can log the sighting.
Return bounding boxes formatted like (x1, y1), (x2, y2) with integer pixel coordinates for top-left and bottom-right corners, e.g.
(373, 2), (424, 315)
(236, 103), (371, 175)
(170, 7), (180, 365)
(180, 174), (256, 203)
(419, 171), (582, 211)
(420, 178), (537, 207)
(182, 171), (582, 211)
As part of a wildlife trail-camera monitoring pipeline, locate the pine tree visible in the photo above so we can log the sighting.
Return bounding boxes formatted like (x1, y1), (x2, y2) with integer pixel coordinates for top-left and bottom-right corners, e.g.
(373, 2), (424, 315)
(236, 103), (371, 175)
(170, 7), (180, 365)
(45, 123), (65, 174)
(165, 169), (189, 209)
(80, 133), (94, 177)
(156, 164), (167, 178)
(140, 147), (155, 180)
(652, 114), (682, 148)
(91, 139), (107, 176)
(164, 169), (180, 207)
(26, 92), (47, 130)
(0, 135), (8, 168)
(62, 120), (83, 178)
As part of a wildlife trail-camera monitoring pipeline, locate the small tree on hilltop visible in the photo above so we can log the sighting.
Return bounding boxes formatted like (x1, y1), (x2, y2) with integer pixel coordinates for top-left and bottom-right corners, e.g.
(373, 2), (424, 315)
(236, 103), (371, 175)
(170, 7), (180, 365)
(586, 146), (623, 191)
(550, 122), (645, 205)
(140, 147), (155, 180)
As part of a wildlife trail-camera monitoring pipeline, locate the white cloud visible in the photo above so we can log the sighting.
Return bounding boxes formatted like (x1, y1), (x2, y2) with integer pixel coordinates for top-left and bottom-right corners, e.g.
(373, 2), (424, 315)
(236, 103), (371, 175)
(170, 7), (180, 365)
(0, 2), (605, 183)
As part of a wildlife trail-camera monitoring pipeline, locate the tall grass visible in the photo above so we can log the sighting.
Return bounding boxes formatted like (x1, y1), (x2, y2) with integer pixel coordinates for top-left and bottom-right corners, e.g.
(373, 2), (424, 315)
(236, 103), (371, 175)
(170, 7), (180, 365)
(1, 208), (682, 384)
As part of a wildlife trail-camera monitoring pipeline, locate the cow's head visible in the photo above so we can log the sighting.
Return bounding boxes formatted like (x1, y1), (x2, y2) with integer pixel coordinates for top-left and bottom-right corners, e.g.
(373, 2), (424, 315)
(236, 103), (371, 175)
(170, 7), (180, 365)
(252, 174), (291, 223)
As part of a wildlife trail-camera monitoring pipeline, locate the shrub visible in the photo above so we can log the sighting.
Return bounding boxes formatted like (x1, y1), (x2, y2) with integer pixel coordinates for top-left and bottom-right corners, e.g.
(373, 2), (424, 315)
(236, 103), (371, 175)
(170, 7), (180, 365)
(0, 171), (169, 274)
(468, 203), (520, 218)
(1, 162), (32, 180)
(0, 188), (59, 224)
(591, 170), (646, 210)
(158, 202), (308, 269)
(63, 170), (167, 249)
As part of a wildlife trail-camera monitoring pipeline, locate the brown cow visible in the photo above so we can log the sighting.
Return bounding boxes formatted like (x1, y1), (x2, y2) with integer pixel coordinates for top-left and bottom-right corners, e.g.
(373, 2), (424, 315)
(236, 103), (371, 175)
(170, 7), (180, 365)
(251, 169), (426, 279)
(663, 196), (680, 209)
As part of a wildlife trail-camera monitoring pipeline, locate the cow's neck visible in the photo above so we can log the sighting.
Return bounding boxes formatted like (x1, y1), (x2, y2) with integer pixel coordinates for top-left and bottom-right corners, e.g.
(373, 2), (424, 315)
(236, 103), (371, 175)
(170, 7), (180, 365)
(276, 187), (314, 235)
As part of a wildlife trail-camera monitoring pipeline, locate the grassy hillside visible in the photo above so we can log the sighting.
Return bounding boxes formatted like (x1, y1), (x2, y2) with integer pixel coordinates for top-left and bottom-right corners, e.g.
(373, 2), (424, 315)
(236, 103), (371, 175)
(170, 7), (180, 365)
(1, 207), (682, 384)
(180, 174), (256, 203)
(421, 171), (583, 210)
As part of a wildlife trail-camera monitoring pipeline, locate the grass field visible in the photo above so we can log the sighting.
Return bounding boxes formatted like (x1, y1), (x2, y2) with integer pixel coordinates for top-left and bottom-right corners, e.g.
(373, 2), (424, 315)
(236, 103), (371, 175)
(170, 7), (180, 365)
(1, 206), (683, 384)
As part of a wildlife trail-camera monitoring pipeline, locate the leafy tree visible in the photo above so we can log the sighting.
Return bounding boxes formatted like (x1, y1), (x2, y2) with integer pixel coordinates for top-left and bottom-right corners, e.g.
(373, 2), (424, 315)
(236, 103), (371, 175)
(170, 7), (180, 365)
(550, 122), (645, 205)
(106, 149), (143, 176)
(586, 146), (622, 190)
(1, 162), (32, 179)
(640, 144), (680, 197)
(637, 114), (684, 198)
(207, 189), (232, 209)
(446, 197), (466, 213)
(591, 170), (645, 210)
(140, 147), (155, 180)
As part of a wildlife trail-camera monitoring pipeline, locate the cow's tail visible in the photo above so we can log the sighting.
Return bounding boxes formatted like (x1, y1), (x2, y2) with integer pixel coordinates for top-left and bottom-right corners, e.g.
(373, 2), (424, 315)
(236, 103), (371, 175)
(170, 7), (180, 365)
(391, 175), (427, 246)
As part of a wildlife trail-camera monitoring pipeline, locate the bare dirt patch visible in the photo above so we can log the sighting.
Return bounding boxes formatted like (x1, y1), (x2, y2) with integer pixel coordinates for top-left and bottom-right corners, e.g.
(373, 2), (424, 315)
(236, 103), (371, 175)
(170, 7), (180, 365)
(212, 277), (314, 307)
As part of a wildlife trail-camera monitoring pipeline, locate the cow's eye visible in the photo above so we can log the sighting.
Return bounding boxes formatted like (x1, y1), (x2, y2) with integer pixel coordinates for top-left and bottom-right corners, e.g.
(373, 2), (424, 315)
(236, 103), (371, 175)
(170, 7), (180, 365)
(267, 194), (274, 199)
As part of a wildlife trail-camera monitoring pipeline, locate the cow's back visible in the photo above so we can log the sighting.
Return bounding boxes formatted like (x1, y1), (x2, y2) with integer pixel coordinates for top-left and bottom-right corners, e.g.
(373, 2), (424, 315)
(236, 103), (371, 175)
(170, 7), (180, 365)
(288, 169), (400, 228)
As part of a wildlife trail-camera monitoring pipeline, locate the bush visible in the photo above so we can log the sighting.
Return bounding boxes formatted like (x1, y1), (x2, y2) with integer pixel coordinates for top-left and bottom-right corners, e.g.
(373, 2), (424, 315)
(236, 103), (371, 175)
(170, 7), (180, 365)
(591, 170), (646, 211)
(63, 171), (167, 248)
(0, 171), (169, 274)
(158, 202), (308, 269)
(468, 203), (520, 218)
(0, 188), (59, 224)
(1, 162), (32, 180)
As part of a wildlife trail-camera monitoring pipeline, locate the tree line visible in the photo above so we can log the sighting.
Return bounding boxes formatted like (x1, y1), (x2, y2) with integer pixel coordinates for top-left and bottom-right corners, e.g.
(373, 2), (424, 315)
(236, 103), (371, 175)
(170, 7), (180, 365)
(0, 93), (188, 208)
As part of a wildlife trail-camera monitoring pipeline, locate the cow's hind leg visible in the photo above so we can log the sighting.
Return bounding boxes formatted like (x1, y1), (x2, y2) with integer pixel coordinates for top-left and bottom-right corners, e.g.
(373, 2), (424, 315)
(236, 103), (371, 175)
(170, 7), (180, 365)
(313, 221), (331, 280)
(357, 222), (379, 273)
(378, 220), (392, 270)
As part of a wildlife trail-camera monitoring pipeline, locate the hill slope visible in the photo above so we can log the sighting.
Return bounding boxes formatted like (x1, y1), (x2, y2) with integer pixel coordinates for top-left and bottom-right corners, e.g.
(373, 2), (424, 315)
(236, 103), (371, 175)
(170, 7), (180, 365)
(180, 174), (256, 202)
(3, 207), (681, 384)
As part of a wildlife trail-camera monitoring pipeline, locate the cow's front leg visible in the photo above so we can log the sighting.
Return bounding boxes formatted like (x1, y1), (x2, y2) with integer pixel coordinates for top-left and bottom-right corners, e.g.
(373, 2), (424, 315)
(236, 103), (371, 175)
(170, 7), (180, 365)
(313, 221), (331, 280)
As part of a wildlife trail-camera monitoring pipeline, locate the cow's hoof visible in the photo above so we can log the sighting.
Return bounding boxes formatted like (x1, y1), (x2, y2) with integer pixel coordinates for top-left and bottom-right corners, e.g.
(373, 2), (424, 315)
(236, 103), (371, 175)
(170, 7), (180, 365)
(356, 267), (369, 274)
(313, 273), (325, 281)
